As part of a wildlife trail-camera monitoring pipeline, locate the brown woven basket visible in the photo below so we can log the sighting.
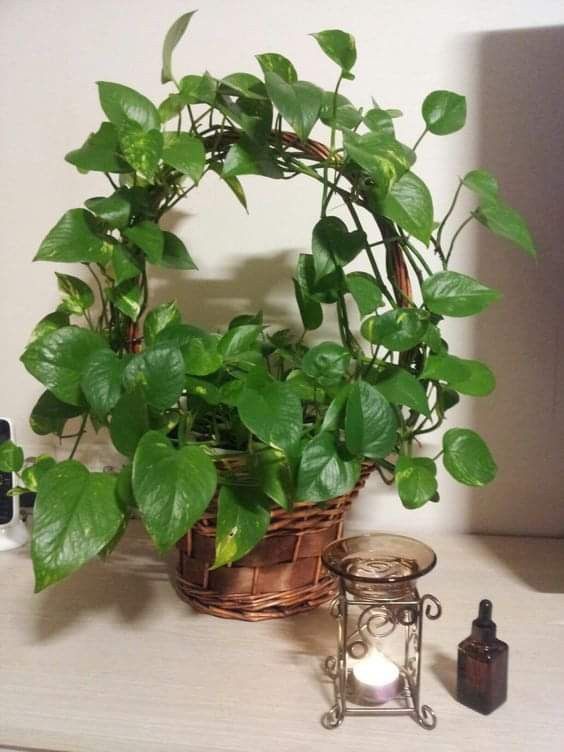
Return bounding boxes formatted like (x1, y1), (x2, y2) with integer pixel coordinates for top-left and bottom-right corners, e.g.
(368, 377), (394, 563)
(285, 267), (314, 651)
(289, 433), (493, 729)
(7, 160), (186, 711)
(175, 460), (374, 621)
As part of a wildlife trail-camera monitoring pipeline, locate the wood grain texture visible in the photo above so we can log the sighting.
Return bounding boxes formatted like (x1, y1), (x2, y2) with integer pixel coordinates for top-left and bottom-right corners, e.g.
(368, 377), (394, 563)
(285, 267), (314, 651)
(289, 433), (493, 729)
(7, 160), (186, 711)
(1, 522), (563, 752)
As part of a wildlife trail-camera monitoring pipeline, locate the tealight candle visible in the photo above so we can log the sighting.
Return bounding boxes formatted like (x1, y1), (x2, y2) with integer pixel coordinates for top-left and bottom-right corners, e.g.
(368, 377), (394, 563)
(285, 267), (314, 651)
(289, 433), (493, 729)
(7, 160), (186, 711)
(352, 650), (402, 705)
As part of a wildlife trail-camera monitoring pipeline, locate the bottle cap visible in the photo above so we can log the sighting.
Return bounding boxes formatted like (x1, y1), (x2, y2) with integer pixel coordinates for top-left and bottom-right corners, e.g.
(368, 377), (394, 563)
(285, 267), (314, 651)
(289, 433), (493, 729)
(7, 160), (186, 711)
(471, 599), (497, 642)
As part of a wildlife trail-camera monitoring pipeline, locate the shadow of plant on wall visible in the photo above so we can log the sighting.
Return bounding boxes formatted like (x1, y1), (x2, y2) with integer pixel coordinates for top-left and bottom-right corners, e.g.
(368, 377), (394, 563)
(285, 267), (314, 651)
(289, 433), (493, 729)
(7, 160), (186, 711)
(148, 247), (299, 332)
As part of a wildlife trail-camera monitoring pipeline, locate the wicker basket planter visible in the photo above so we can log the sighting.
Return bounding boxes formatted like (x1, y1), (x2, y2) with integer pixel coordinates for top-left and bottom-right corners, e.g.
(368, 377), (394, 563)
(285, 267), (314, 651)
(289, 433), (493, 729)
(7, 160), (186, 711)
(175, 462), (374, 621)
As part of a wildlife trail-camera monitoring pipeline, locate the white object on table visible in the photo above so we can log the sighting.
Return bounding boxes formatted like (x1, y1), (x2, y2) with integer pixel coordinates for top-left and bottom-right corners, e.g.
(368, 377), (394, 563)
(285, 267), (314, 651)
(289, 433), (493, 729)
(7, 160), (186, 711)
(0, 417), (29, 552)
(351, 648), (402, 704)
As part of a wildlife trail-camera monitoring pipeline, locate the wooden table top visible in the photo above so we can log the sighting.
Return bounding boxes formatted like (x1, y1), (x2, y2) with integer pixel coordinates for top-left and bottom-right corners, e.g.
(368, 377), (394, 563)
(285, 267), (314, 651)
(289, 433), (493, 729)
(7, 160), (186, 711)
(2, 523), (563, 752)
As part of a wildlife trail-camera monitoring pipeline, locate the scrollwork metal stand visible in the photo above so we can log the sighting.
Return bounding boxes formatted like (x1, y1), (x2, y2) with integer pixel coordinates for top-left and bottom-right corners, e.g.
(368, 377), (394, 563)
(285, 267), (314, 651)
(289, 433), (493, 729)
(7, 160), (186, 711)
(322, 580), (442, 731)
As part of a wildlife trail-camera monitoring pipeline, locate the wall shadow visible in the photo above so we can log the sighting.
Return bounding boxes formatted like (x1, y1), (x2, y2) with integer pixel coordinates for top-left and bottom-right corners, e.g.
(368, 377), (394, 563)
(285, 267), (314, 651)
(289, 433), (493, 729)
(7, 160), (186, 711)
(274, 605), (336, 704)
(148, 248), (297, 332)
(152, 206), (299, 332)
(472, 26), (564, 585)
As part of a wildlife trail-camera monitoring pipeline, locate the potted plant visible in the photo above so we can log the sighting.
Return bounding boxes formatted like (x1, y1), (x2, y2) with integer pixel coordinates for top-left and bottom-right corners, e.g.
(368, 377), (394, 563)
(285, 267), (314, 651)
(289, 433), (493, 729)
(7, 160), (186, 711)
(1, 12), (535, 619)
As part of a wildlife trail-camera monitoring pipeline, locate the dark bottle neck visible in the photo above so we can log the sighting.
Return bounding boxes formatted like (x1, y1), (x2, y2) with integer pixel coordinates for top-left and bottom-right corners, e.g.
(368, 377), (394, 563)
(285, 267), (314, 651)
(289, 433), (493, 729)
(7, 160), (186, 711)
(471, 599), (497, 643)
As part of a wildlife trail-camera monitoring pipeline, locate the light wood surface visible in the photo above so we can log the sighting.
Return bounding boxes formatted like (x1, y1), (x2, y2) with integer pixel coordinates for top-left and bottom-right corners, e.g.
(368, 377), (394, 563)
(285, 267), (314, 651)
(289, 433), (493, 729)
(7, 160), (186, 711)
(1, 523), (563, 752)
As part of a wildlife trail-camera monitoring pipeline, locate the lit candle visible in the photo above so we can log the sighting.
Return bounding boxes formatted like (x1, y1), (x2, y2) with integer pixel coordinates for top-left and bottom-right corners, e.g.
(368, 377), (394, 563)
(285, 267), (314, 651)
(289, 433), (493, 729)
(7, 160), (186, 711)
(352, 650), (402, 705)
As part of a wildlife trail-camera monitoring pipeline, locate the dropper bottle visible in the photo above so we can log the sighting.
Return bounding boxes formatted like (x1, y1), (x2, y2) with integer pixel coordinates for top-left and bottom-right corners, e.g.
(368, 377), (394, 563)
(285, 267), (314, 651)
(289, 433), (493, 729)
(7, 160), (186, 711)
(457, 599), (508, 714)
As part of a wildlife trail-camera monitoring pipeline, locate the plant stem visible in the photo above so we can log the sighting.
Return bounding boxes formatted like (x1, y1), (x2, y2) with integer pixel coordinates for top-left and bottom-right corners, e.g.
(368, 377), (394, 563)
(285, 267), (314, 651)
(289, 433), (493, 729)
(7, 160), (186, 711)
(159, 178), (201, 215)
(446, 214), (474, 264)
(190, 107), (213, 131)
(321, 73), (343, 216)
(343, 196), (395, 306)
(399, 234), (433, 276)
(414, 418), (444, 437)
(413, 127), (428, 150)
(369, 237), (403, 247)
(429, 234), (447, 269)
(87, 264), (109, 328)
(104, 173), (118, 190)
(69, 414), (88, 460)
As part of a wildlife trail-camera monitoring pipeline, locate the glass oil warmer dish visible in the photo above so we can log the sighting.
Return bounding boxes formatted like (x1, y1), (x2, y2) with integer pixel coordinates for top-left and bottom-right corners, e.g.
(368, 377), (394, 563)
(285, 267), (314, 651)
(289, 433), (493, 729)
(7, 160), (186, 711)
(321, 534), (442, 731)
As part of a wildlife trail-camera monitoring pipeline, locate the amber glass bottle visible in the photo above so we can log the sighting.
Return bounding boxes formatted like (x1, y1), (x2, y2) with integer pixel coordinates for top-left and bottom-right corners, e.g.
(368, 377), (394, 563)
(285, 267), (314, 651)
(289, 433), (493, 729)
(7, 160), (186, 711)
(457, 599), (508, 714)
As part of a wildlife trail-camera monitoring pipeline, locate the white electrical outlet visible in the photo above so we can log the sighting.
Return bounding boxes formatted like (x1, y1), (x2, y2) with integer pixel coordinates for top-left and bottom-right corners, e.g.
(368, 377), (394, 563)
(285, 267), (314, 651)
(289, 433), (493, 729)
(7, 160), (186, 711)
(0, 417), (29, 551)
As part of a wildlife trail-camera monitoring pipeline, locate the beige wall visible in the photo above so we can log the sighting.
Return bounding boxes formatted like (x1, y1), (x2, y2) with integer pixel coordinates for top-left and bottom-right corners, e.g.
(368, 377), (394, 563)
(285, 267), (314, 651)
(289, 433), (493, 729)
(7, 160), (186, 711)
(1, 0), (563, 534)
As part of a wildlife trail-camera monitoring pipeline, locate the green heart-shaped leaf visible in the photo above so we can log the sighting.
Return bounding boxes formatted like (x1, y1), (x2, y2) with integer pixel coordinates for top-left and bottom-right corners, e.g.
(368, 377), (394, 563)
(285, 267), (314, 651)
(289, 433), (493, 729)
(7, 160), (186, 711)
(238, 380), (303, 456)
(124, 221), (164, 264)
(462, 169), (499, 200)
(29, 390), (83, 436)
(320, 92), (362, 129)
(123, 344), (185, 410)
(65, 122), (131, 173)
(361, 309), (429, 351)
(0, 440), (24, 473)
(346, 272), (383, 317)
(363, 108), (394, 136)
(422, 90), (466, 135)
(380, 171), (434, 245)
(423, 271), (501, 317)
(443, 428), (497, 486)
(143, 301), (181, 347)
(395, 456), (437, 508)
(343, 130), (415, 200)
(85, 193), (131, 229)
(345, 381), (398, 458)
(265, 72), (322, 142)
(222, 136), (282, 179)
(161, 11), (197, 84)
(28, 312), (70, 346)
(163, 132), (206, 183)
(132, 431), (217, 551)
(32, 461), (124, 591)
(475, 196), (536, 256)
(311, 29), (357, 73)
(312, 216), (365, 282)
(109, 387), (149, 458)
(160, 231), (198, 270)
(108, 279), (143, 321)
(97, 82), (160, 132)
(256, 53), (297, 84)
(119, 124), (163, 180)
(212, 485), (271, 568)
(156, 324), (222, 375)
(55, 273), (95, 315)
(81, 349), (126, 417)
(21, 326), (107, 406)
(296, 432), (359, 502)
(221, 72), (267, 100)
(112, 245), (142, 285)
(218, 325), (262, 359)
(293, 278), (323, 331)
(34, 209), (113, 264)
(302, 341), (351, 388)
(21, 456), (57, 493)
(421, 354), (495, 396)
(250, 447), (294, 511)
(372, 366), (430, 417)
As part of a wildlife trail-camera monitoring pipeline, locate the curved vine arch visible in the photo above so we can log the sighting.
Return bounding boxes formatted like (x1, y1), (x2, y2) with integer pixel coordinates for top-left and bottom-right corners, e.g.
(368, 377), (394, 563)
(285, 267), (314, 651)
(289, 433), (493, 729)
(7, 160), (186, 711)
(14, 15), (535, 591)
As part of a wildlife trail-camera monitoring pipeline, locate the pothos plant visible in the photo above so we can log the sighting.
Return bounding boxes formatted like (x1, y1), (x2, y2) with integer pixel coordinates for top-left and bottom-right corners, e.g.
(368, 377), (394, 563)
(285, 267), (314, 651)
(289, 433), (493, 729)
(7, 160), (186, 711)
(0, 12), (535, 592)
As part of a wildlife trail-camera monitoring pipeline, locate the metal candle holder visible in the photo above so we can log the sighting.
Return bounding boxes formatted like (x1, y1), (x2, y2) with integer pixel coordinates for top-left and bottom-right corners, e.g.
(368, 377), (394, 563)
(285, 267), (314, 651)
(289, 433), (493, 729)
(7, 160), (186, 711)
(321, 534), (442, 731)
